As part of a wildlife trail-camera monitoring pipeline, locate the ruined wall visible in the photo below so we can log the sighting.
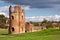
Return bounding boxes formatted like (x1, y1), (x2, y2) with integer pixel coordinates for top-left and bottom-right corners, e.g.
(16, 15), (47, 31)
(25, 22), (34, 32)
(9, 5), (25, 34)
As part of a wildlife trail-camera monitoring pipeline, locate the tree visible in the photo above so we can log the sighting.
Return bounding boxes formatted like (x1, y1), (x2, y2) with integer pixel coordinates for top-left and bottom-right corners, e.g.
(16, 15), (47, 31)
(40, 18), (48, 26)
(40, 18), (53, 29)
(0, 15), (8, 29)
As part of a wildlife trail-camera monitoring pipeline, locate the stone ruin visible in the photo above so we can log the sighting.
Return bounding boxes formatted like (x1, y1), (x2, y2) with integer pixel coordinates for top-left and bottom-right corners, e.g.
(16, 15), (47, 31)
(8, 5), (48, 34)
(9, 5), (34, 34)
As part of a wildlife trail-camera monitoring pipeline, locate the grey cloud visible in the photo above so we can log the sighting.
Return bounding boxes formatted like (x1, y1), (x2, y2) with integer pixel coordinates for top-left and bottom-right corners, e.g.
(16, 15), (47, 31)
(1, 0), (60, 8)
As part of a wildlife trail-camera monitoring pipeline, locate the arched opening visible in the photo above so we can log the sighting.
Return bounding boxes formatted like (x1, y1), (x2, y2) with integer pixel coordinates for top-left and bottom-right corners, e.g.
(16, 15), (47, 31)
(25, 30), (27, 32)
(41, 27), (43, 30)
(11, 16), (14, 19)
(11, 27), (15, 32)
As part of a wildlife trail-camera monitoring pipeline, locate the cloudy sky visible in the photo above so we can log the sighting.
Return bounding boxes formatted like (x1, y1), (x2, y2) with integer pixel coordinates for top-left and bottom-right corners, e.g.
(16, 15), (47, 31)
(0, 0), (60, 22)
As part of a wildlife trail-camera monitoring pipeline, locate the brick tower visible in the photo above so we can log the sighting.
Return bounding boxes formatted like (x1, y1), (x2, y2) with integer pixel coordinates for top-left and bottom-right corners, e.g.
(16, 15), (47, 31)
(9, 5), (25, 34)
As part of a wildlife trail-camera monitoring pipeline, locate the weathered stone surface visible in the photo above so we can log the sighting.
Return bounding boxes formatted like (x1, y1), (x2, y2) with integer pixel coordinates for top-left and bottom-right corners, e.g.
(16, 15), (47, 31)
(9, 5), (25, 34)
(25, 22), (34, 32)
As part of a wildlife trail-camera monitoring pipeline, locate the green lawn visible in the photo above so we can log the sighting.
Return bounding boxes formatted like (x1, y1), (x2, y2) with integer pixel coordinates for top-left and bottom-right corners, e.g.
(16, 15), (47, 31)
(0, 29), (60, 40)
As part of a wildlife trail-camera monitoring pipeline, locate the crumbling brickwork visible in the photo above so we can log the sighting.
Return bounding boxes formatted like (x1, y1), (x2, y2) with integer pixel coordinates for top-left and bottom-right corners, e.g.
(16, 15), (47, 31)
(25, 22), (34, 32)
(9, 5), (25, 34)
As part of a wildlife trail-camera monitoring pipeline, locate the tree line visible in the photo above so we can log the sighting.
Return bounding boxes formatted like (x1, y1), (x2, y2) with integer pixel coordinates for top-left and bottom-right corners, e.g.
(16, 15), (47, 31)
(0, 15), (8, 29)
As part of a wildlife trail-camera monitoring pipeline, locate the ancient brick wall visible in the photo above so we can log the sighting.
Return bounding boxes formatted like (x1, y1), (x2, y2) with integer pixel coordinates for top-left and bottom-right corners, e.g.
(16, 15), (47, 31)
(9, 5), (25, 34)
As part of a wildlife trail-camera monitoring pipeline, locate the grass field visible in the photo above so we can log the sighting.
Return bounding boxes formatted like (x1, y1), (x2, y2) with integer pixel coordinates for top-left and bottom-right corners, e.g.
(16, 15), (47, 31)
(0, 29), (60, 40)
